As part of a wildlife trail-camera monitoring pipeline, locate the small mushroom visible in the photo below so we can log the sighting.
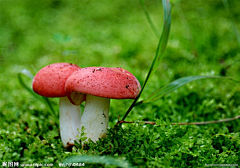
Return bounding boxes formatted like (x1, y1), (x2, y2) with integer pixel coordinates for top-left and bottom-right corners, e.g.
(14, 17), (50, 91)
(32, 62), (85, 147)
(65, 67), (141, 142)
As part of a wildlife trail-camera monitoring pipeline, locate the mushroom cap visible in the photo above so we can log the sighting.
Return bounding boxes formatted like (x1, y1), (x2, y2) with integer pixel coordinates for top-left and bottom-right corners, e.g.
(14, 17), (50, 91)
(32, 63), (80, 97)
(65, 67), (141, 103)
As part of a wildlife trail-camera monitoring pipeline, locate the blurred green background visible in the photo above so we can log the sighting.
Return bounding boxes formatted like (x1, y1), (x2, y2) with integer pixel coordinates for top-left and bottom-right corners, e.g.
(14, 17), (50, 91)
(0, 0), (240, 166)
(1, 0), (240, 122)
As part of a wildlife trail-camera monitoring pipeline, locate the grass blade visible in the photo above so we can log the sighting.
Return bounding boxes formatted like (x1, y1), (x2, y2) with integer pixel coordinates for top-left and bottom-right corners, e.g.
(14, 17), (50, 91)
(137, 76), (239, 104)
(63, 155), (134, 168)
(121, 0), (171, 121)
(18, 69), (56, 116)
(144, 0), (171, 85)
(222, 0), (240, 46)
(18, 69), (39, 99)
(140, 0), (160, 38)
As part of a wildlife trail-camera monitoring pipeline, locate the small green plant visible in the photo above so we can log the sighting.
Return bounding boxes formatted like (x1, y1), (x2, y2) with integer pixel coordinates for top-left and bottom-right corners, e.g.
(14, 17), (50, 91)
(74, 126), (88, 148)
(117, 0), (240, 126)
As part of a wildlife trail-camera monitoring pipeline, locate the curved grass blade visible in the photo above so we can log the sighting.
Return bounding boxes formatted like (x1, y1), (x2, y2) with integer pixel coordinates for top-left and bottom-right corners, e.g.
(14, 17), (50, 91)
(63, 155), (134, 168)
(18, 69), (38, 98)
(121, 0), (171, 121)
(147, 0), (171, 81)
(140, 0), (160, 38)
(137, 76), (239, 105)
(222, 0), (240, 46)
(18, 69), (56, 116)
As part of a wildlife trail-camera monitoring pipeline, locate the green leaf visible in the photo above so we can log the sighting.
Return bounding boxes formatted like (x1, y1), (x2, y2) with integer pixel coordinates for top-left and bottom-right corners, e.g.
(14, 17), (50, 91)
(18, 69), (56, 116)
(62, 155), (134, 168)
(121, 0), (171, 121)
(141, 0), (171, 92)
(53, 33), (72, 44)
(138, 76), (238, 104)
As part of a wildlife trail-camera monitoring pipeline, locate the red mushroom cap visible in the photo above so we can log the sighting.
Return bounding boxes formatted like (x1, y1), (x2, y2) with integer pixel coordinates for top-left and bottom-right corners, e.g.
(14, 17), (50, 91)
(32, 63), (80, 97)
(65, 67), (141, 103)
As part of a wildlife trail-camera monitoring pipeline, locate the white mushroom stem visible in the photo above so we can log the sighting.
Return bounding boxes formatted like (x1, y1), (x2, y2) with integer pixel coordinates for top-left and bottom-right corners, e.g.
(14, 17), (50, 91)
(59, 97), (81, 147)
(80, 94), (110, 142)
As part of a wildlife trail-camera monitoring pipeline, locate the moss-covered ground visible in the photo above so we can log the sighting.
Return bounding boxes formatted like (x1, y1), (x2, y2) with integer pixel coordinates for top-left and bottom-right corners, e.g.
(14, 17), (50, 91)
(0, 0), (240, 167)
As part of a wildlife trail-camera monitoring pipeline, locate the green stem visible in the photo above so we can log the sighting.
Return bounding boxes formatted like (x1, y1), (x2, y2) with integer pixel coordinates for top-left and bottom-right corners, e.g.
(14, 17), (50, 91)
(121, 0), (171, 121)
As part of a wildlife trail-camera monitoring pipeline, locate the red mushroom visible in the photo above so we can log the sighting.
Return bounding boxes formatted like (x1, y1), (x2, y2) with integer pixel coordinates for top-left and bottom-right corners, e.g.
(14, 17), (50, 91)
(65, 67), (141, 142)
(32, 62), (85, 147)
